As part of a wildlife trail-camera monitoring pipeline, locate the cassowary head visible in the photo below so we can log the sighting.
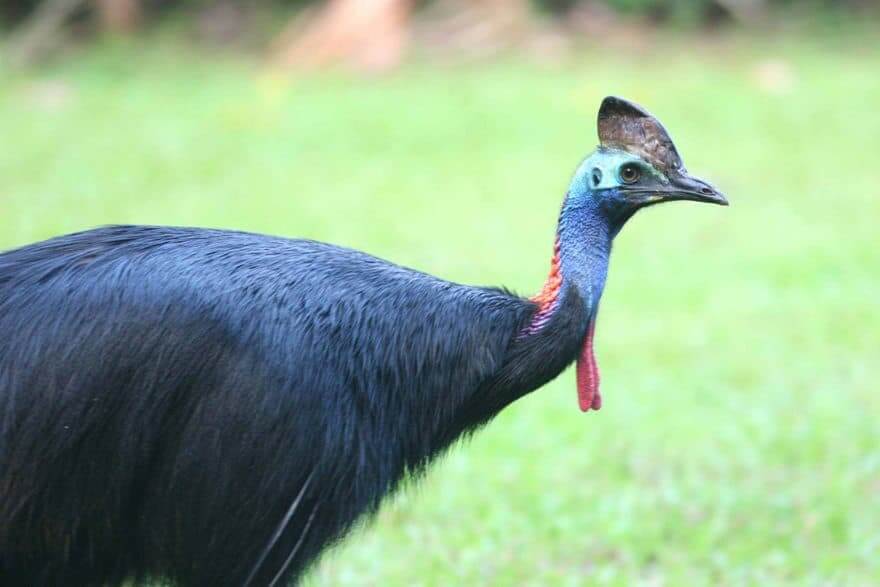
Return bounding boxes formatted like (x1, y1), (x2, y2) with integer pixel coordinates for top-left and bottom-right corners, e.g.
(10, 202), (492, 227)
(550, 97), (727, 413)
(568, 97), (727, 224)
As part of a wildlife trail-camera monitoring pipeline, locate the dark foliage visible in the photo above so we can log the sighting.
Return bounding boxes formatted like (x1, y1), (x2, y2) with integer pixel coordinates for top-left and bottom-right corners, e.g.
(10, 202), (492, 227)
(0, 225), (588, 586)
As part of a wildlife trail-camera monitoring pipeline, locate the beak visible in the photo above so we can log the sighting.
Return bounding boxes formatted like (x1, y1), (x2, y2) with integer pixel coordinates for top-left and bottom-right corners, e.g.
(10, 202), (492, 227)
(661, 173), (728, 206)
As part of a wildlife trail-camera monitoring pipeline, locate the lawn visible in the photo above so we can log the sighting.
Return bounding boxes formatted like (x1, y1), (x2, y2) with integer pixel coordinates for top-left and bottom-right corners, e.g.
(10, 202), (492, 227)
(1, 33), (878, 586)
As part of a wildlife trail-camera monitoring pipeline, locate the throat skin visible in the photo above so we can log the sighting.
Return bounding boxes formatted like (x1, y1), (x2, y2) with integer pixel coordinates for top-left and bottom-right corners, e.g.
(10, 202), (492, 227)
(557, 196), (617, 315)
(525, 191), (631, 411)
(536, 193), (625, 331)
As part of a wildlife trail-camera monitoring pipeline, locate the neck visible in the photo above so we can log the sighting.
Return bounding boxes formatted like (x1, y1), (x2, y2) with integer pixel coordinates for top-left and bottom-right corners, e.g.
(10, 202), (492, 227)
(523, 194), (617, 337)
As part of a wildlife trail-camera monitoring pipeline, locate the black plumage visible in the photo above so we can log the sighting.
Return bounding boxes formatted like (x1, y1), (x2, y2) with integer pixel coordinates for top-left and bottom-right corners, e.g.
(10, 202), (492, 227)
(0, 226), (588, 586)
(0, 96), (726, 586)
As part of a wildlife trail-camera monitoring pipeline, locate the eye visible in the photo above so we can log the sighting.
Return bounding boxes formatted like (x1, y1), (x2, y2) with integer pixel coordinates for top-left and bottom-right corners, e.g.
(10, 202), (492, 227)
(619, 164), (641, 184)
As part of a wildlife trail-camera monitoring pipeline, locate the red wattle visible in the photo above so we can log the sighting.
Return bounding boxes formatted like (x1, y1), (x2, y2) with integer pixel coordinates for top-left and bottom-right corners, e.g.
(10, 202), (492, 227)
(576, 319), (601, 412)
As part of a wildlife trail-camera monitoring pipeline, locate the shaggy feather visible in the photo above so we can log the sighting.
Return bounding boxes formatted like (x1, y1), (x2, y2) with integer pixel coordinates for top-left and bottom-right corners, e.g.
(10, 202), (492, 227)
(0, 96), (724, 586)
(0, 226), (589, 586)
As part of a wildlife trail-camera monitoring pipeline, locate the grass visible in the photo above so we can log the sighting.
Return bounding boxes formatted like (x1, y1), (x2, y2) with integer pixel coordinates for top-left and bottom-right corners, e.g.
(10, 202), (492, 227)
(1, 33), (878, 585)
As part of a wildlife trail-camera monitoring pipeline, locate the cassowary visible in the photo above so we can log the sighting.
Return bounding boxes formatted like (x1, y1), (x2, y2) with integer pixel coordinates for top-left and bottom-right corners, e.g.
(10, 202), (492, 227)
(0, 97), (725, 586)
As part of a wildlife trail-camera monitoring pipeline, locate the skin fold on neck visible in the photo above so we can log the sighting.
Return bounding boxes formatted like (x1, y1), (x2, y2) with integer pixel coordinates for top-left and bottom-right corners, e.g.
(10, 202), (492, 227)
(520, 183), (624, 412)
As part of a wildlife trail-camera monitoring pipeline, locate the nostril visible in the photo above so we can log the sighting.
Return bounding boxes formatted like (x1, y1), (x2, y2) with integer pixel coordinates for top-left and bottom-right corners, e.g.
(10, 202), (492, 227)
(700, 187), (713, 195)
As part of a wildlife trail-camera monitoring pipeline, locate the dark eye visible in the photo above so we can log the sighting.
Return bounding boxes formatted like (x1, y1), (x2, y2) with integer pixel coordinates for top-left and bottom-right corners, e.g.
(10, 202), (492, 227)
(619, 164), (641, 184)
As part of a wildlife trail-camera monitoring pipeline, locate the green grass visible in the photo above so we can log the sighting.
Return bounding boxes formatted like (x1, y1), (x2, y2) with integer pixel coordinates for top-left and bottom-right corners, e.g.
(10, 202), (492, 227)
(2, 34), (879, 586)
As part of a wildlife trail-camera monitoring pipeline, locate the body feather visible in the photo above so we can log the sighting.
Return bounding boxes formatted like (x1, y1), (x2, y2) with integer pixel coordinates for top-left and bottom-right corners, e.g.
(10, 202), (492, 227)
(0, 225), (588, 585)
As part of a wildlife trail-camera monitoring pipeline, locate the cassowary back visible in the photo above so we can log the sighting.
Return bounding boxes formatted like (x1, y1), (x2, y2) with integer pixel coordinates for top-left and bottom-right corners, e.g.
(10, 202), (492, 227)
(0, 225), (552, 585)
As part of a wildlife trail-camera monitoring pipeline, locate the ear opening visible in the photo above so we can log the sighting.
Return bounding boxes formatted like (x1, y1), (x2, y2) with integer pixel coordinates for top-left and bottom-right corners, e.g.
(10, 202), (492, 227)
(596, 96), (684, 174)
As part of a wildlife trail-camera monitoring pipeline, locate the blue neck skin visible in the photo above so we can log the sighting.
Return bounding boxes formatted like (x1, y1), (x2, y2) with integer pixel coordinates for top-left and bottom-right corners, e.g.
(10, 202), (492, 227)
(556, 188), (634, 321)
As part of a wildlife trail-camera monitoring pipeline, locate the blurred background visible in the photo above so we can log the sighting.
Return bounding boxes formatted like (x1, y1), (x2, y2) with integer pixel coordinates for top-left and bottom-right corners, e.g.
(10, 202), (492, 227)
(1, 1), (878, 585)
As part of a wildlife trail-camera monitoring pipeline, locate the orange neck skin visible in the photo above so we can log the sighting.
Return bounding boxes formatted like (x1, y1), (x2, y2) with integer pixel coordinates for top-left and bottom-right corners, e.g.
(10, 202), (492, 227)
(530, 237), (562, 310)
(522, 236), (602, 412)
(518, 238), (562, 339)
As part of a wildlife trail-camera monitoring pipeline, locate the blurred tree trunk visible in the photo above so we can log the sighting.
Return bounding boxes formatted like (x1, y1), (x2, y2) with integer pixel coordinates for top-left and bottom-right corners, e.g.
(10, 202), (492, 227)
(416, 0), (532, 58)
(274, 0), (413, 73)
(712, 0), (766, 24)
(5, 0), (87, 66)
(93, 0), (142, 33)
